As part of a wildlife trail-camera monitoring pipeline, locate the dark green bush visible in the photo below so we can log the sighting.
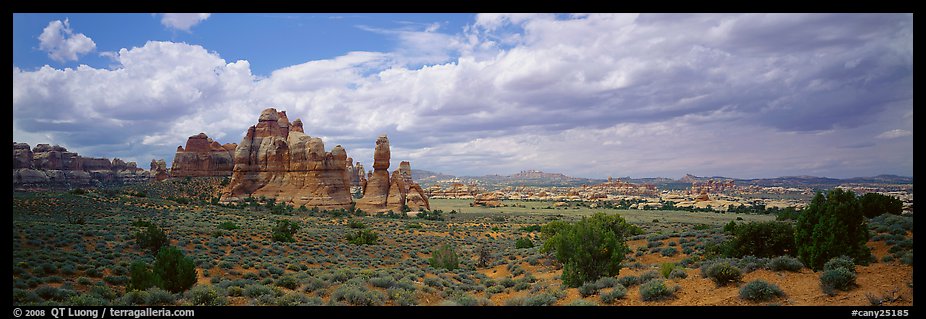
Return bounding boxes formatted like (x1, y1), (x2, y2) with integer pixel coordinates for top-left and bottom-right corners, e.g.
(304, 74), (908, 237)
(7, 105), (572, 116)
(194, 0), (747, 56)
(515, 237), (534, 249)
(133, 246), (197, 293)
(796, 189), (871, 270)
(275, 276), (299, 290)
(345, 229), (379, 245)
(429, 244), (459, 271)
(135, 224), (168, 255)
(541, 213), (635, 287)
(739, 280), (785, 301)
(859, 193), (903, 218)
(217, 222), (239, 230)
(728, 221), (795, 258)
(271, 220), (300, 243)
(129, 261), (161, 291)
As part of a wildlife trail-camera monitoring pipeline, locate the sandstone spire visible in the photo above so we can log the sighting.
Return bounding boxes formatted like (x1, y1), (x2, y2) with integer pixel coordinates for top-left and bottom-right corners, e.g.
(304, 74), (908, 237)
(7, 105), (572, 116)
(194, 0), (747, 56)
(220, 108), (353, 209)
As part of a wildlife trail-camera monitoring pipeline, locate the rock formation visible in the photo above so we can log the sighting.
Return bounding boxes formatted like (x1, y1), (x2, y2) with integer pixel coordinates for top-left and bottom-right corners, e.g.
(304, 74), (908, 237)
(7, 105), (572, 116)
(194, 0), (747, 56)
(356, 135), (393, 212)
(13, 142), (150, 188)
(355, 136), (430, 213)
(13, 142), (33, 169)
(150, 159), (170, 181)
(346, 159), (366, 196)
(170, 133), (236, 177)
(220, 108), (353, 209)
(472, 192), (502, 207)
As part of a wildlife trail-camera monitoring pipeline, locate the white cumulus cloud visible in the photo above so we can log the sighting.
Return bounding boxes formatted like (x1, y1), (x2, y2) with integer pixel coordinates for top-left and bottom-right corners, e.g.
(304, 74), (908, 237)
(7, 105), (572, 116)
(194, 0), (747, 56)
(159, 13), (211, 31)
(38, 18), (96, 63)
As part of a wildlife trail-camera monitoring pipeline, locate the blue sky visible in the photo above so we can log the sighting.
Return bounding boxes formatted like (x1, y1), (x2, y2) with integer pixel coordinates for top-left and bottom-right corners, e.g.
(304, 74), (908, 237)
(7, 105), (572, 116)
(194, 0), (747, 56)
(13, 13), (475, 76)
(12, 13), (913, 179)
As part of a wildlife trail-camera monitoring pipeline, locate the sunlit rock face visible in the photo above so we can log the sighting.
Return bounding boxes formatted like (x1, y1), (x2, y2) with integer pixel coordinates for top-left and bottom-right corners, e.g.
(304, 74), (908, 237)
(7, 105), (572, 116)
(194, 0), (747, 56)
(170, 132), (236, 178)
(356, 136), (430, 213)
(221, 108), (353, 209)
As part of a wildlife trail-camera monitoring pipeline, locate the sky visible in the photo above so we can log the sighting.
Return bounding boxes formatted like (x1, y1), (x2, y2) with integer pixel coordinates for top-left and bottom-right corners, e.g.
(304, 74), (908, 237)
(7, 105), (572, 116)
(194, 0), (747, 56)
(12, 13), (913, 179)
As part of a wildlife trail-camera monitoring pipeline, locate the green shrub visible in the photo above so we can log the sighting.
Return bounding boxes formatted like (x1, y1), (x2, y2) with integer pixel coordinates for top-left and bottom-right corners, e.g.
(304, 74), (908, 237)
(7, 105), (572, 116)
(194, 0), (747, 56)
(823, 256), (856, 273)
(271, 220), (300, 243)
(660, 247), (678, 257)
(243, 284), (276, 298)
(659, 263), (679, 278)
(348, 219), (366, 229)
(143, 287), (175, 306)
(667, 269), (688, 279)
(429, 244), (459, 271)
(567, 299), (599, 306)
(345, 229), (379, 245)
(186, 285), (226, 306)
(820, 267), (856, 294)
(617, 275), (640, 287)
(639, 279), (676, 301)
(151, 246), (197, 293)
(724, 220), (737, 233)
(515, 237), (534, 249)
(119, 290), (150, 305)
(702, 262), (742, 287)
(275, 276), (299, 290)
(129, 261), (161, 291)
(135, 224), (168, 255)
(67, 293), (107, 306)
(217, 222), (239, 230)
(578, 282), (599, 297)
(796, 189), (871, 270)
(739, 280), (785, 301)
(728, 221), (795, 258)
(767, 256), (804, 272)
(859, 193), (903, 218)
(599, 284), (627, 304)
(330, 285), (385, 306)
(541, 213), (635, 287)
(369, 276), (396, 289)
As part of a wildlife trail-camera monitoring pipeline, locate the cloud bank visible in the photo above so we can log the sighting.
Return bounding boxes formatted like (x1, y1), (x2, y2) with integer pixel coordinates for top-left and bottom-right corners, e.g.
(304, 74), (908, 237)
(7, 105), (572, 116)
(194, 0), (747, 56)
(13, 13), (913, 178)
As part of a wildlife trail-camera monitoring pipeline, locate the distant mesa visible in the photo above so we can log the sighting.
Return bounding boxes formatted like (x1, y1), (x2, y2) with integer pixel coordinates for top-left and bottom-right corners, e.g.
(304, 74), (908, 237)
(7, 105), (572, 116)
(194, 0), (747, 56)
(170, 132), (236, 178)
(13, 142), (149, 188)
